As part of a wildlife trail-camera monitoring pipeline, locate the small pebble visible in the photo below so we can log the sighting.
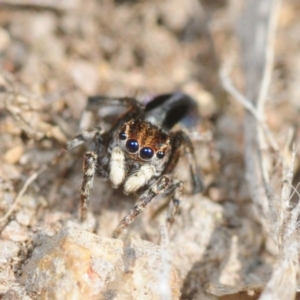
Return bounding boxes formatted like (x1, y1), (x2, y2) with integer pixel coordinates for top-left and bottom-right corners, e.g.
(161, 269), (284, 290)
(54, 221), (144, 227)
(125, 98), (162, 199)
(1, 221), (29, 242)
(0, 240), (20, 263)
(16, 209), (34, 227)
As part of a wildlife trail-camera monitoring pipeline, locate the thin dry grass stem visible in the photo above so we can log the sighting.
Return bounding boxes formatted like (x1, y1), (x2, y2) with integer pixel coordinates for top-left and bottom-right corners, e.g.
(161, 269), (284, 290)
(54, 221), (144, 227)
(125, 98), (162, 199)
(256, 0), (282, 113)
(287, 194), (300, 231)
(0, 73), (44, 223)
(219, 67), (262, 120)
(259, 146), (299, 299)
(289, 182), (300, 202)
(0, 144), (66, 223)
(219, 7), (300, 299)
(223, 0), (299, 298)
(0, 166), (46, 223)
(254, 0), (282, 244)
(237, 0), (282, 236)
(219, 67), (279, 152)
(259, 240), (299, 300)
(280, 146), (299, 241)
(220, 65), (279, 235)
(0, 71), (70, 224)
(158, 222), (172, 300)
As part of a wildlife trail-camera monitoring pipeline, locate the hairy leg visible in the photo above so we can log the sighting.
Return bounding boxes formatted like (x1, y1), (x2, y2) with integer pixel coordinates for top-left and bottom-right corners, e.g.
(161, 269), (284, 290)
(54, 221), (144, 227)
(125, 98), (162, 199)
(112, 175), (171, 238)
(67, 127), (103, 150)
(44, 128), (103, 169)
(166, 180), (183, 228)
(80, 151), (98, 221)
(166, 130), (203, 194)
(64, 128), (103, 220)
(87, 96), (144, 110)
(87, 96), (145, 135)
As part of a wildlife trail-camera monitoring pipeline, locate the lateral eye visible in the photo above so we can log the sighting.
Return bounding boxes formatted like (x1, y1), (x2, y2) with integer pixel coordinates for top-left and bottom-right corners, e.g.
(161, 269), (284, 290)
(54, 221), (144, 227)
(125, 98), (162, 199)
(119, 132), (127, 140)
(140, 147), (154, 160)
(156, 151), (165, 159)
(126, 139), (139, 153)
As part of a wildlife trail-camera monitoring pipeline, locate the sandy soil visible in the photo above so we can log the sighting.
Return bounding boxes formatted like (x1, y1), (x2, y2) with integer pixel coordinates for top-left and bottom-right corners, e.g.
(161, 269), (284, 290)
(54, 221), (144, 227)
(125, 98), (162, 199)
(0, 0), (300, 299)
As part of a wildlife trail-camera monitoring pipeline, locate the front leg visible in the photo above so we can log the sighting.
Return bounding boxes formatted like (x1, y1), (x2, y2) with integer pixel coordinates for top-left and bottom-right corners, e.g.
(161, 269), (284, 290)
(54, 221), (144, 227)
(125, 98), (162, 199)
(112, 175), (171, 238)
(80, 151), (98, 221)
(67, 127), (104, 150)
(66, 127), (104, 220)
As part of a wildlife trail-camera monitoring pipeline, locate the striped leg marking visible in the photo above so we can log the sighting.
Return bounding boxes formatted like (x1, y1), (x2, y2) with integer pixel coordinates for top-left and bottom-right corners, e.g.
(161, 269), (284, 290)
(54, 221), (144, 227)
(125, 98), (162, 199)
(67, 127), (103, 150)
(80, 151), (97, 221)
(166, 180), (183, 229)
(112, 175), (171, 238)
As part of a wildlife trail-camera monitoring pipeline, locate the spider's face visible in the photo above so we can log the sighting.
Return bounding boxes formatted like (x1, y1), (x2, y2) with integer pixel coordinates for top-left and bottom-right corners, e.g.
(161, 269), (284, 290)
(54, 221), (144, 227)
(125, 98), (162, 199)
(118, 119), (171, 164)
(109, 119), (171, 194)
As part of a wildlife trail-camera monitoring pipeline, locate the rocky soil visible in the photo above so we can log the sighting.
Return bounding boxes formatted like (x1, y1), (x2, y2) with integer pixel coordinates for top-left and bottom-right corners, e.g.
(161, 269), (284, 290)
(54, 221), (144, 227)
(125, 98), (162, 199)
(0, 0), (300, 299)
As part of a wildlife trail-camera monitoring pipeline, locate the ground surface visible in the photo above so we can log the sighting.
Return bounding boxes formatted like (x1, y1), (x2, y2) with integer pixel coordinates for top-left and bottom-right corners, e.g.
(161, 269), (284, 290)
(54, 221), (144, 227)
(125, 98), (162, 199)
(0, 0), (300, 299)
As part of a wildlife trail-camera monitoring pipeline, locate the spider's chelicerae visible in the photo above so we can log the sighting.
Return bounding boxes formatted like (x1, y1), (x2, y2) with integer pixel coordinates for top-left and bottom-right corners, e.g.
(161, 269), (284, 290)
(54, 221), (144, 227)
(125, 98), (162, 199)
(67, 92), (203, 238)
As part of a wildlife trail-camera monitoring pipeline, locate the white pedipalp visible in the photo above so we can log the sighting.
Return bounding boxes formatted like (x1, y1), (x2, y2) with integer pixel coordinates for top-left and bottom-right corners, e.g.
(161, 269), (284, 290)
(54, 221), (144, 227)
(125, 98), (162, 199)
(109, 147), (126, 188)
(124, 164), (155, 194)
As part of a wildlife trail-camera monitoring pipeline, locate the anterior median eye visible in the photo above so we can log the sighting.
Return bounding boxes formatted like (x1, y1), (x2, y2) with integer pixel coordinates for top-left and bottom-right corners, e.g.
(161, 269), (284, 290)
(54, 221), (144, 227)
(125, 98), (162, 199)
(119, 132), (127, 140)
(140, 147), (154, 159)
(126, 139), (139, 153)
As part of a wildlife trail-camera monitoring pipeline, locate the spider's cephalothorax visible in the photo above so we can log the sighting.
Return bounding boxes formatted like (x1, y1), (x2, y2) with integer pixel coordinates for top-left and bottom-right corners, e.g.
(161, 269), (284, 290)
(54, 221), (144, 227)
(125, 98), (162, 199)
(109, 119), (172, 194)
(67, 92), (203, 238)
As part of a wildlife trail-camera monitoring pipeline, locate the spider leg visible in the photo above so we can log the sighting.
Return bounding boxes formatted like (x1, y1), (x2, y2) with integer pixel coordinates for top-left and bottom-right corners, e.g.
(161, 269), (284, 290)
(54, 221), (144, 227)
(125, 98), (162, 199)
(87, 96), (143, 111)
(166, 130), (203, 194)
(45, 128), (103, 169)
(112, 175), (171, 238)
(80, 151), (98, 221)
(67, 127), (103, 150)
(88, 96), (145, 134)
(166, 180), (183, 229)
(64, 128), (104, 220)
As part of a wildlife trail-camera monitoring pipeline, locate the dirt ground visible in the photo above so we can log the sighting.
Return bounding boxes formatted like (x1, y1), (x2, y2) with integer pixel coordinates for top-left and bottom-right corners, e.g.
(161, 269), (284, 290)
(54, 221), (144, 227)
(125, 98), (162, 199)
(0, 0), (300, 299)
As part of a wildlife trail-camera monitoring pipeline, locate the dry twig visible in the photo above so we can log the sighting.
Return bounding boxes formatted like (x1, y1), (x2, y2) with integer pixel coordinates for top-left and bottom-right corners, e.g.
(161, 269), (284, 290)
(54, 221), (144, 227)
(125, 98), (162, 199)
(0, 166), (46, 223)
(0, 147), (66, 223)
(221, 0), (299, 298)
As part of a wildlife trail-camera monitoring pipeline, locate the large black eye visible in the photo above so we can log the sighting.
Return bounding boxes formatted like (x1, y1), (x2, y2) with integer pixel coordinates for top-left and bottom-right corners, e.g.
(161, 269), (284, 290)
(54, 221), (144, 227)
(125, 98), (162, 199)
(119, 132), (127, 140)
(140, 147), (154, 160)
(156, 151), (165, 159)
(126, 139), (139, 153)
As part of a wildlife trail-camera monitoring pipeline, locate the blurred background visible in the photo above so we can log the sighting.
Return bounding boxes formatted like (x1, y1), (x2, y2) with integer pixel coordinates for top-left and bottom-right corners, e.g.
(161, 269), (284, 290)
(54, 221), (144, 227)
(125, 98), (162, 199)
(0, 0), (300, 299)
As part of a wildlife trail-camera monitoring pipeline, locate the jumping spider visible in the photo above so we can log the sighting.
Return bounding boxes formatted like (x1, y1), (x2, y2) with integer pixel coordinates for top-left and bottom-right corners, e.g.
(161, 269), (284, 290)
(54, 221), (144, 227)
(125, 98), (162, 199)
(67, 92), (203, 238)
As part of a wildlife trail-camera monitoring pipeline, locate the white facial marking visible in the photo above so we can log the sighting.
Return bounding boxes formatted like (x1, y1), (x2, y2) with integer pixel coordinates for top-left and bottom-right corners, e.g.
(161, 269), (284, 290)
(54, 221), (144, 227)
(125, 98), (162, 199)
(110, 147), (126, 188)
(124, 164), (155, 194)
